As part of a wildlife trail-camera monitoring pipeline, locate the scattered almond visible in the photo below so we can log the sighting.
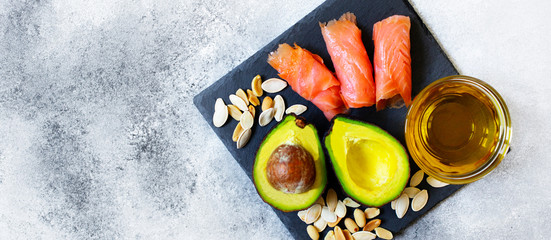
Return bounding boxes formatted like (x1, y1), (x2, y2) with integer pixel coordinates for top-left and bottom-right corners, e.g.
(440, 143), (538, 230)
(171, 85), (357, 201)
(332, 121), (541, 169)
(334, 226), (345, 240)
(240, 111), (254, 130)
(236, 88), (249, 105)
(314, 217), (327, 232)
(298, 210), (307, 222)
(321, 206), (337, 223)
(236, 128), (251, 149)
(403, 187), (421, 198)
(251, 75), (263, 97)
(344, 218), (359, 233)
(273, 95), (285, 122)
(363, 219), (381, 232)
(342, 229), (353, 240)
(232, 123), (244, 142)
(229, 94), (248, 111)
(247, 89), (260, 106)
(352, 231), (377, 240)
(248, 105), (256, 118)
(326, 189), (338, 212)
(261, 77), (287, 93)
(364, 207), (380, 219)
(307, 225), (319, 240)
(325, 230), (335, 240)
(334, 200), (347, 218)
(343, 197), (360, 208)
(411, 189), (428, 212)
(395, 193), (409, 219)
(427, 176), (449, 188)
(305, 204), (322, 224)
(227, 104), (243, 120)
(258, 108), (274, 127)
(213, 98), (228, 127)
(315, 196), (325, 207)
(410, 170), (424, 187)
(261, 96), (273, 111)
(327, 216), (342, 228)
(354, 209), (366, 228)
(374, 227), (393, 240)
(285, 104), (307, 115)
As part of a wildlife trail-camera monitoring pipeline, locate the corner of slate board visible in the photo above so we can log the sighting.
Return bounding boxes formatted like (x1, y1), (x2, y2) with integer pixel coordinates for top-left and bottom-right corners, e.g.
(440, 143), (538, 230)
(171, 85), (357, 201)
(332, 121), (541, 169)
(193, 0), (463, 239)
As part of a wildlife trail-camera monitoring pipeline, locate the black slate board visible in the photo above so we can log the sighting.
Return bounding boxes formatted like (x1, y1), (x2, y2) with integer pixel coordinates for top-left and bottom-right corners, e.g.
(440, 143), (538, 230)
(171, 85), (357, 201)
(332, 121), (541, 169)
(194, 0), (463, 238)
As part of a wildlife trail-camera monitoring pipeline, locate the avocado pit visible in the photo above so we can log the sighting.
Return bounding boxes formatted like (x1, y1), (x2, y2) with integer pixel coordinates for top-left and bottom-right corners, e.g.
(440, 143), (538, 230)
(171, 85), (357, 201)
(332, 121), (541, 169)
(266, 144), (316, 194)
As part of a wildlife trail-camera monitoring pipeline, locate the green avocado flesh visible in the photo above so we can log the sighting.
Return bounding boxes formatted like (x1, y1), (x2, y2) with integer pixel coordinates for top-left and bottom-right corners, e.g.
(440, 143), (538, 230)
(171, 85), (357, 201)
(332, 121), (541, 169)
(324, 117), (409, 207)
(253, 115), (327, 212)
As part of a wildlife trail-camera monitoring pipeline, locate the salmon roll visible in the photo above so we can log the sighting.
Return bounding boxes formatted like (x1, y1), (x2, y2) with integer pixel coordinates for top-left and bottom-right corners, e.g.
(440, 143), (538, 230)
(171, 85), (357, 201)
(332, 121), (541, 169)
(320, 12), (376, 108)
(373, 15), (412, 110)
(268, 43), (347, 120)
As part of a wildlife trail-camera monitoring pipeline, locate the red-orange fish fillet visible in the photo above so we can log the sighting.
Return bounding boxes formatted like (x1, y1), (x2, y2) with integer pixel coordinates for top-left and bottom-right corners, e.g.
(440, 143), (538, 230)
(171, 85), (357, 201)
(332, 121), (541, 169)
(267, 43), (347, 120)
(320, 12), (376, 108)
(373, 15), (412, 110)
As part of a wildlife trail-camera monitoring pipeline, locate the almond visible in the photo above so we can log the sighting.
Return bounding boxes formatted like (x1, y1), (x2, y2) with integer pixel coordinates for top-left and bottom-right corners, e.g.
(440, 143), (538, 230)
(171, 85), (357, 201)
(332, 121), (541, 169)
(395, 193), (409, 219)
(213, 98), (228, 127)
(352, 231), (377, 240)
(236, 128), (251, 149)
(261, 96), (273, 111)
(410, 170), (424, 187)
(251, 75), (263, 97)
(305, 204), (322, 224)
(247, 89), (260, 106)
(307, 225), (319, 240)
(248, 105), (256, 118)
(354, 208), (366, 228)
(273, 95), (285, 122)
(258, 108), (274, 127)
(327, 216), (342, 228)
(285, 104), (307, 115)
(344, 218), (359, 233)
(334, 226), (345, 240)
(326, 188), (338, 212)
(427, 176), (449, 188)
(411, 189), (428, 212)
(403, 187), (421, 198)
(229, 94), (248, 111)
(364, 208), (380, 219)
(334, 200), (347, 218)
(236, 88), (249, 105)
(343, 197), (360, 208)
(374, 227), (393, 240)
(321, 206), (337, 223)
(324, 230), (335, 240)
(232, 123), (244, 142)
(313, 217), (327, 232)
(261, 78), (287, 93)
(227, 104), (242, 120)
(363, 219), (381, 232)
(239, 110), (254, 130)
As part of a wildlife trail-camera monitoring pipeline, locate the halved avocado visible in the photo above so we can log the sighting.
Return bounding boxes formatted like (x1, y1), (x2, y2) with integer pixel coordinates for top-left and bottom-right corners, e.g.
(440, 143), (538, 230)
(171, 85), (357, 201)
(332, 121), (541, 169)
(324, 116), (409, 207)
(253, 114), (327, 212)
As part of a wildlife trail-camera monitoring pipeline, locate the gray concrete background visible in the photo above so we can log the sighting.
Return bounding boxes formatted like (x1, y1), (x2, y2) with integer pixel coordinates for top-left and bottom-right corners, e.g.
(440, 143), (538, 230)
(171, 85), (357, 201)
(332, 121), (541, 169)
(0, 0), (549, 239)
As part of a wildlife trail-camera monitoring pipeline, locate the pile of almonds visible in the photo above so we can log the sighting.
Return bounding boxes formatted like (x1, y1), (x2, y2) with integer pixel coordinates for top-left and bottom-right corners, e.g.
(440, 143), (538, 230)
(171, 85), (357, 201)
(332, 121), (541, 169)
(300, 171), (450, 240)
(299, 189), (392, 240)
(390, 170), (449, 219)
(212, 75), (308, 148)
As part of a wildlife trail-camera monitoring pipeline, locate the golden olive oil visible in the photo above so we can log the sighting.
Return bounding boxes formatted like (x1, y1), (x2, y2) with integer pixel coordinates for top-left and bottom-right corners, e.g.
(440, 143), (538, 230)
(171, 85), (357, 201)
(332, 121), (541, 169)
(408, 82), (501, 176)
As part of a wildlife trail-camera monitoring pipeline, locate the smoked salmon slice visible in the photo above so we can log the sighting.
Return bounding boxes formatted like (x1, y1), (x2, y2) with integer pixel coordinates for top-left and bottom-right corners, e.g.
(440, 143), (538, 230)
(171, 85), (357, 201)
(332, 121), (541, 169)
(320, 12), (376, 108)
(267, 43), (347, 120)
(373, 15), (412, 110)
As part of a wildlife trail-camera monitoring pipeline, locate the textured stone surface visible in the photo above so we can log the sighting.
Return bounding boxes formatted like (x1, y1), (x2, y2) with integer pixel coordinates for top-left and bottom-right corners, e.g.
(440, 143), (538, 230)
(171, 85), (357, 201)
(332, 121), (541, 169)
(0, 0), (549, 239)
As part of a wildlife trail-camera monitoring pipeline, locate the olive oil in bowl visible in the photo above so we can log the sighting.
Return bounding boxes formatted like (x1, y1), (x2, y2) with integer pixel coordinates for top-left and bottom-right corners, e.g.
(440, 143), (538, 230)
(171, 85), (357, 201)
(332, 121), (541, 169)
(405, 76), (512, 184)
